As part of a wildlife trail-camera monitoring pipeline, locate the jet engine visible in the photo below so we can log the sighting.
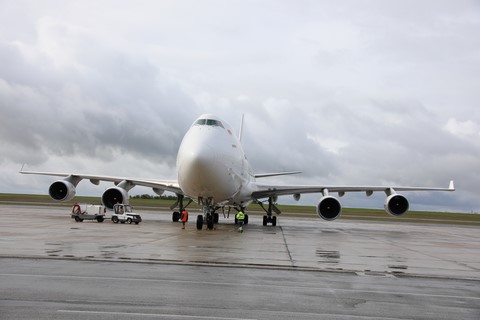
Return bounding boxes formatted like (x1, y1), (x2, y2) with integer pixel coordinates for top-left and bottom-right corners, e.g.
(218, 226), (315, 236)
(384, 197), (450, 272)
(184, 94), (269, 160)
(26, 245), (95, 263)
(102, 186), (128, 210)
(384, 194), (409, 216)
(316, 196), (342, 221)
(49, 180), (76, 201)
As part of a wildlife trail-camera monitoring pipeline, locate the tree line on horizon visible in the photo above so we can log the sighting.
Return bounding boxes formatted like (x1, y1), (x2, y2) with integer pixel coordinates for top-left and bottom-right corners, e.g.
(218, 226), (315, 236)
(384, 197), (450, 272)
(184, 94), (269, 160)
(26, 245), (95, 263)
(129, 194), (177, 200)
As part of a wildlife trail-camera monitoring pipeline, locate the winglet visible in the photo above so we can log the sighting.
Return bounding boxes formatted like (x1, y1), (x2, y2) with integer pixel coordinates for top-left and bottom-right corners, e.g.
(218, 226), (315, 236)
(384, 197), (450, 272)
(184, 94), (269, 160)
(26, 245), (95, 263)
(448, 180), (455, 191)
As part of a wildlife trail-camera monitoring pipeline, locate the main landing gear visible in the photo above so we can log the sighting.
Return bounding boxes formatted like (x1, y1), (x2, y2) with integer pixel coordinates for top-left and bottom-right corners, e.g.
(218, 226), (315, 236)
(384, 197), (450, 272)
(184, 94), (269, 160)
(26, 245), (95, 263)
(263, 215), (276, 227)
(257, 197), (280, 226)
(171, 195), (193, 222)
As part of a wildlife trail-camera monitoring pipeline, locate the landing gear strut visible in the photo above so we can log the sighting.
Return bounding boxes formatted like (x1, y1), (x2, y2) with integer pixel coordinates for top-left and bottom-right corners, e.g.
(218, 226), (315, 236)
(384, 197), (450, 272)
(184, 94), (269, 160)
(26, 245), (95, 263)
(257, 197), (280, 226)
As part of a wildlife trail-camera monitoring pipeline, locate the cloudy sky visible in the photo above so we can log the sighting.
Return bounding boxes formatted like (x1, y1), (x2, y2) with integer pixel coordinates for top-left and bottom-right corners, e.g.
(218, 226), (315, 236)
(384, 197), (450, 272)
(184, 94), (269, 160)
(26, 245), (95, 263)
(1, 0), (479, 212)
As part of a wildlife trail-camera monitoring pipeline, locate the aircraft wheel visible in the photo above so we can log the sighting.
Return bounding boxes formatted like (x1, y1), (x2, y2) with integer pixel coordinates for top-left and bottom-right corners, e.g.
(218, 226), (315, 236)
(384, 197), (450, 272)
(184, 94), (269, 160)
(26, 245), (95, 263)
(196, 215), (203, 230)
(206, 215), (214, 230)
(172, 211), (180, 222)
(213, 213), (219, 224)
(263, 215), (267, 226)
(272, 216), (277, 227)
(112, 216), (119, 224)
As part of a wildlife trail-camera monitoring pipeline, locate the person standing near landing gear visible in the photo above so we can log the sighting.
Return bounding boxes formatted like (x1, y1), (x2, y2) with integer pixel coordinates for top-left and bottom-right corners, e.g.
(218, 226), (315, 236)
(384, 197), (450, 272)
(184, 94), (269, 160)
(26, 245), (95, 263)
(236, 210), (245, 233)
(180, 209), (189, 229)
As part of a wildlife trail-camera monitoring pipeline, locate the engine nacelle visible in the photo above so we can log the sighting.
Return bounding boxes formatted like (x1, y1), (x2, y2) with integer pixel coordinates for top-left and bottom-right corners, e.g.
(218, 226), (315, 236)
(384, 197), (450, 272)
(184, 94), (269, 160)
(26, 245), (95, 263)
(384, 194), (409, 216)
(49, 180), (76, 202)
(102, 187), (128, 210)
(316, 196), (342, 221)
(153, 188), (165, 196)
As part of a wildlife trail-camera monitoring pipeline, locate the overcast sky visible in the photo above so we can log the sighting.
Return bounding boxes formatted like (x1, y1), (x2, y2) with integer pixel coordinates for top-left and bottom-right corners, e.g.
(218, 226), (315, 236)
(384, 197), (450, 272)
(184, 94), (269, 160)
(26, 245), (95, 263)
(1, 0), (479, 212)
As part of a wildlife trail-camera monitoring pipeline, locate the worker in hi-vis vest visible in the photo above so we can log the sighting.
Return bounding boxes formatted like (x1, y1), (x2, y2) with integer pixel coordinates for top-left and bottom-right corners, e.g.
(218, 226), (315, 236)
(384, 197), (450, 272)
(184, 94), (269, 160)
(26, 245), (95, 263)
(236, 210), (245, 233)
(180, 209), (189, 229)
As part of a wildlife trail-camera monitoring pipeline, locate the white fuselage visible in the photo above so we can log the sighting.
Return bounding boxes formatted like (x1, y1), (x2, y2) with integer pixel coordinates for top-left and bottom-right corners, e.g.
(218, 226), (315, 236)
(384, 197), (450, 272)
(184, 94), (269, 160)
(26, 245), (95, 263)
(176, 114), (256, 206)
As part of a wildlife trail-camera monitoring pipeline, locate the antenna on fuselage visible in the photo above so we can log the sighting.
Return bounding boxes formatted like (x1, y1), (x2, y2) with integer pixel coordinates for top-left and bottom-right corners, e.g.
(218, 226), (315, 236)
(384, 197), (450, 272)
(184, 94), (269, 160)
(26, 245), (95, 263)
(238, 114), (245, 142)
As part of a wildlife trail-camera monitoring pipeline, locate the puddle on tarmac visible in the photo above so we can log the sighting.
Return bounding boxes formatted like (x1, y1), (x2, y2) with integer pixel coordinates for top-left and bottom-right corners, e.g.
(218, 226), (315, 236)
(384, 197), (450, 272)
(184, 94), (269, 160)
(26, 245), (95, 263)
(388, 264), (408, 270)
(316, 250), (340, 259)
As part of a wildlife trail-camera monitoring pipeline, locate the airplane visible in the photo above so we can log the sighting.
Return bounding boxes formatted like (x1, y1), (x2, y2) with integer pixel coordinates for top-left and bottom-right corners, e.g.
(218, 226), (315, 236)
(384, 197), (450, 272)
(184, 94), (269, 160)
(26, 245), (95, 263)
(20, 113), (455, 230)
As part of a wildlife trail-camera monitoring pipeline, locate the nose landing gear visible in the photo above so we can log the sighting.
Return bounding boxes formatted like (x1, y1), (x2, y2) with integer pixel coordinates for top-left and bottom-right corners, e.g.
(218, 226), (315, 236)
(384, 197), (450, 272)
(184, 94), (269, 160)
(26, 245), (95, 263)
(196, 197), (219, 230)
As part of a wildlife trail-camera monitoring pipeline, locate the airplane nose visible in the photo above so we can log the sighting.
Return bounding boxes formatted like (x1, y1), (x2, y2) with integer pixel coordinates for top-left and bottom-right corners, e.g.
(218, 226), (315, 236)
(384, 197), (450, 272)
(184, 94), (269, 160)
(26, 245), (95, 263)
(178, 144), (218, 194)
(183, 143), (216, 170)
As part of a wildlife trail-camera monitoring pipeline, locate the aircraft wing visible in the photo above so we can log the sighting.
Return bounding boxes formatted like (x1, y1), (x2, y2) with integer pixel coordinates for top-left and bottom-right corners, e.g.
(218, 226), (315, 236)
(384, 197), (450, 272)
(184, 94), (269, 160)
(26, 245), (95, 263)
(19, 170), (183, 195)
(251, 180), (455, 199)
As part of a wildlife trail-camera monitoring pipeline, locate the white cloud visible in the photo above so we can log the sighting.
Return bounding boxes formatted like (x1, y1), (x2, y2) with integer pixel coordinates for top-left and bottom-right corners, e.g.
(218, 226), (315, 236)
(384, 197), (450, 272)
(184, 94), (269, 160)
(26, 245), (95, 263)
(1, 0), (479, 212)
(443, 118), (480, 138)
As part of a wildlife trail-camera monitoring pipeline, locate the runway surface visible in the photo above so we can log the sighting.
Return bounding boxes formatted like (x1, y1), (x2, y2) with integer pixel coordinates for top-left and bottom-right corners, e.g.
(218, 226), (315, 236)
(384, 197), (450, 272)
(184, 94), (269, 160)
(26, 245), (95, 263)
(0, 205), (479, 319)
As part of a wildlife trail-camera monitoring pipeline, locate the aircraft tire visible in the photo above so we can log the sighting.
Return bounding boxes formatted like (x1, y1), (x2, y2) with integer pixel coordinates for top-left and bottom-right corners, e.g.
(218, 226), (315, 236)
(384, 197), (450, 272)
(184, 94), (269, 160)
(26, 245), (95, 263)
(213, 213), (219, 224)
(206, 215), (214, 230)
(172, 211), (180, 222)
(272, 216), (277, 226)
(263, 215), (267, 226)
(196, 215), (203, 230)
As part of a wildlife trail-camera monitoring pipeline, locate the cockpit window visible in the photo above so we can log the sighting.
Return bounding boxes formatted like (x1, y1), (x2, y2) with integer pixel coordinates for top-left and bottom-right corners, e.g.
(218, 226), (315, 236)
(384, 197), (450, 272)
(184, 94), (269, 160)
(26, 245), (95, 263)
(194, 119), (224, 128)
(194, 119), (207, 126)
(206, 119), (224, 127)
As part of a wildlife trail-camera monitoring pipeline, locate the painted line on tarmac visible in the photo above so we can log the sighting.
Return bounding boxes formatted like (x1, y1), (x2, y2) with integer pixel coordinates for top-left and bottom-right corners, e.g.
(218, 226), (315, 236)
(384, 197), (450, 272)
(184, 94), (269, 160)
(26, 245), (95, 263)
(57, 309), (415, 320)
(58, 310), (257, 320)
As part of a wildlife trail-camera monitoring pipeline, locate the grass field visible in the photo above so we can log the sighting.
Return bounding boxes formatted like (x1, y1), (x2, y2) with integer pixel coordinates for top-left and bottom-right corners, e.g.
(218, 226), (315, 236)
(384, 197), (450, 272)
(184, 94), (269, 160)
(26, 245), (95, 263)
(0, 193), (478, 226)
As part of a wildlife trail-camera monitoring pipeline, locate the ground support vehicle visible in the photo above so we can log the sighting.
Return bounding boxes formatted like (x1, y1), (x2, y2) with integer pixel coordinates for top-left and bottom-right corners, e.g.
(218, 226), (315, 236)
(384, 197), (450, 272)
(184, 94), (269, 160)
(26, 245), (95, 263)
(111, 204), (142, 224)
(71, 203), (106, 223)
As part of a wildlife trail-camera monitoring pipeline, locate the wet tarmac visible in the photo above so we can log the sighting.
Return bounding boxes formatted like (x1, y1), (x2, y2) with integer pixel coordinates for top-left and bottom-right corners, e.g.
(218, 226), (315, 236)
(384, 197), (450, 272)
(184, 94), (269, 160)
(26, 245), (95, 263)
(0, 205), (478, 279)
(1, 204), (479, 319)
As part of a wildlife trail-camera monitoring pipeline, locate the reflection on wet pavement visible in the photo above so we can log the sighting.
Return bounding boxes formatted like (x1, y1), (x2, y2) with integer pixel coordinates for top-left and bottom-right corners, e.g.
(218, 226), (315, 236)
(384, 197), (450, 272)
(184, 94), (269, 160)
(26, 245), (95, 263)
(0, 205), (479, 279)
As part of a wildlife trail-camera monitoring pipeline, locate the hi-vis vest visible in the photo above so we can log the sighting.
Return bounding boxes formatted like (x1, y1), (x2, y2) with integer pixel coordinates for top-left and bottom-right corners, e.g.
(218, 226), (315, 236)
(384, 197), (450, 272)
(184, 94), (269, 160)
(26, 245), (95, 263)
(181, 211), (188, 222)
(236, 212), (245, 221)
